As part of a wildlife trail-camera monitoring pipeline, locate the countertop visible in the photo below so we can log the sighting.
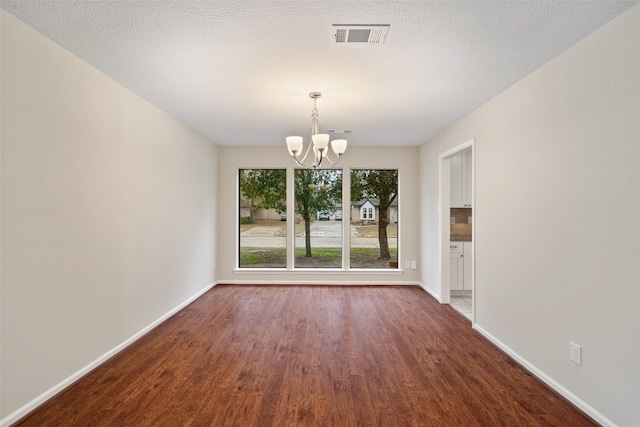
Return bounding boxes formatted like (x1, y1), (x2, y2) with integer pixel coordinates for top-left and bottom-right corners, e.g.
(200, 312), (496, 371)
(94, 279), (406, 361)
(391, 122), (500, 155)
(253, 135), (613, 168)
(450, 235), (472, 242)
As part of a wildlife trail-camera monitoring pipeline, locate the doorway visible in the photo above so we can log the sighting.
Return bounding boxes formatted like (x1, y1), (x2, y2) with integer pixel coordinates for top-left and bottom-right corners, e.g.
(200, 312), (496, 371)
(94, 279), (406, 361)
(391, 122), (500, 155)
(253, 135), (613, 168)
(438, 139), (474, 323)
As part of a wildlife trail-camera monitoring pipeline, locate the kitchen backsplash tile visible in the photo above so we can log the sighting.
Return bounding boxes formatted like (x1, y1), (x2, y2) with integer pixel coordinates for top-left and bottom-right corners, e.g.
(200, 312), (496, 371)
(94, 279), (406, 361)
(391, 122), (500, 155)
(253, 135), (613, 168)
(451, 208), (472, 239)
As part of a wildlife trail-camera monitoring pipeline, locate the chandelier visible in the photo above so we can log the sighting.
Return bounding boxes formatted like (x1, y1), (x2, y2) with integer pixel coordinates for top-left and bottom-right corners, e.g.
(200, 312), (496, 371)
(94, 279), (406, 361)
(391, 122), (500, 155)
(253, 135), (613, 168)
(286, 92), (347, 169)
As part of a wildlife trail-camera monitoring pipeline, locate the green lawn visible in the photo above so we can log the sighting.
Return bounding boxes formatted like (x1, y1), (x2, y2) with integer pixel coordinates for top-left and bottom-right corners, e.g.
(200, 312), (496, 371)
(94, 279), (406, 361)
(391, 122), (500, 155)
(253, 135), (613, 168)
(239, 247), (287, 268)
(354, 225), (397, 238)
(239, 247), (397, 269)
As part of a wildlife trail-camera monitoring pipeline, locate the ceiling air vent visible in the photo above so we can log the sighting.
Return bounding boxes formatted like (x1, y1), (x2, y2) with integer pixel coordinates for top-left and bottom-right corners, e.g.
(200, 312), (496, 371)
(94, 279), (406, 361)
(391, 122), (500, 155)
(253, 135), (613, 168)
(332, 25), (390, 44)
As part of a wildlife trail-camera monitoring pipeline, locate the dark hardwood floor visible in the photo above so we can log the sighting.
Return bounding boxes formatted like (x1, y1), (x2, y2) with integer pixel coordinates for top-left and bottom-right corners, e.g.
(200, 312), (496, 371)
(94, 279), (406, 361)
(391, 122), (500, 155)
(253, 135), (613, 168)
(14, 285), (597, 426)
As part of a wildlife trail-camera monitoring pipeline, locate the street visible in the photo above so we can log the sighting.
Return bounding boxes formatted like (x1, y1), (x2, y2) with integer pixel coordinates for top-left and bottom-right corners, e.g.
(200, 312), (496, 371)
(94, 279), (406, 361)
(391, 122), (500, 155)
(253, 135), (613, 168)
(240, 221), (397, 248)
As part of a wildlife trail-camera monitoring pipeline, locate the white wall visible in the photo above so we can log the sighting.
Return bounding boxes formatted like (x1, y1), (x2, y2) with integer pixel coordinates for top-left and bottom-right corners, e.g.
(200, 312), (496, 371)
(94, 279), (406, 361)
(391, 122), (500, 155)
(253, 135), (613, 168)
(217, 146), (420, 284)
(419, 5), (639, 426)
(0, 11), (218, 421)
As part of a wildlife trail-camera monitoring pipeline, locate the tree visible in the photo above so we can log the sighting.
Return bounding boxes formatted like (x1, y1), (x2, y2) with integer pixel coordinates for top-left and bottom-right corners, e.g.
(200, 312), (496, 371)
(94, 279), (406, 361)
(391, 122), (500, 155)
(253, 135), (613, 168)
(351, 169), (398, 260)
(295, 170), (342, 257)
(240, 168), (341, 257)
(239, 169), (286, 220)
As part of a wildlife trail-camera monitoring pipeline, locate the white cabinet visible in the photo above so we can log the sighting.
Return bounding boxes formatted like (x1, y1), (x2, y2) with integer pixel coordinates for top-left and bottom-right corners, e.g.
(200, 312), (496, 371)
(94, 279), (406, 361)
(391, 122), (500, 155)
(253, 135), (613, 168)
(449, 242), (464, 290)
(463, 241), (473, 291)
(450, 149), (472, 208)
(450, 241), (472, 291)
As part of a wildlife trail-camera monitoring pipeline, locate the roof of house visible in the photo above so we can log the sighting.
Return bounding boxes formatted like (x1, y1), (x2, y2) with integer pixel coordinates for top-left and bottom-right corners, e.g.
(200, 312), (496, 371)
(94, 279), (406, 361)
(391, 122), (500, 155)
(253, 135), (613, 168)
(351, 198), (398, 207)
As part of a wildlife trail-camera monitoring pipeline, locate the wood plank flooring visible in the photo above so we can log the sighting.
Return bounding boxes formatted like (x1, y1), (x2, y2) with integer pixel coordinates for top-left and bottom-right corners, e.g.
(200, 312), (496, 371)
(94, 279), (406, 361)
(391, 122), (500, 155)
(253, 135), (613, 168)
(14, 285), (597, 426)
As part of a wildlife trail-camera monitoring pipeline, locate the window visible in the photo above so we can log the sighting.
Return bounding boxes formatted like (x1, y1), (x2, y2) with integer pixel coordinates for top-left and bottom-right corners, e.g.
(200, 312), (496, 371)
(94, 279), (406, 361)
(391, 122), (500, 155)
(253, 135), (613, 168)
(237, 168), (398, 270)
(238, 169), (286, 268)
(350, 169), (398, 269)
(360, 205), (375, 220)
(294, 169), (342, 268)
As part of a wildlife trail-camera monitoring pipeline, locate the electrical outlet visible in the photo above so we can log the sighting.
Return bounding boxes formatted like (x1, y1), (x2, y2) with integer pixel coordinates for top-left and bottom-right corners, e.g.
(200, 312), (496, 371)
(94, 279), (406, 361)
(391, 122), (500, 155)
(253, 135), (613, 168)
(411, 260), (417, 269)
(450, 217), (455, 224)
(468, 216), (473, 224)
(404, 261), (410, 269)
(570, 342), (582, 366)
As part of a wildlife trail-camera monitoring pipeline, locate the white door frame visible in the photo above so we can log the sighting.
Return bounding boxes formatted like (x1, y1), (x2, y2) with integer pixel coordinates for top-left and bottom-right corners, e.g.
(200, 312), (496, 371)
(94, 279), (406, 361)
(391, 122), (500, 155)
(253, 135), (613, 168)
(438, 139), (474, 318)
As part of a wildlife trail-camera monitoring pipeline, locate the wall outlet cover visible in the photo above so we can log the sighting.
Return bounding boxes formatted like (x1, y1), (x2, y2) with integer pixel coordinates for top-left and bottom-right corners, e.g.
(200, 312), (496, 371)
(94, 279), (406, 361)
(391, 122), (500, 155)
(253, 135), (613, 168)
(570, 342), (582, 365)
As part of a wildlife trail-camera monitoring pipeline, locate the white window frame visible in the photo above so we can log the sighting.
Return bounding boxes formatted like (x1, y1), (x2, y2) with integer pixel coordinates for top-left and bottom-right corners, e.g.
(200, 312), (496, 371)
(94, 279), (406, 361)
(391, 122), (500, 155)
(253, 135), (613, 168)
(235, 167), (401, 272)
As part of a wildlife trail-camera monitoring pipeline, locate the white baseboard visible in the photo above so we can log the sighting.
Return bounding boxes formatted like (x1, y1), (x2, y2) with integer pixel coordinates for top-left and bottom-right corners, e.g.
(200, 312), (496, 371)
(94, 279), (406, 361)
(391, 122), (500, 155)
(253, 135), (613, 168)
(0, 282), (217, 427)
(217, 280), (421, 286)
(473, 324), (616, 427)
(417, 281), (441, 302)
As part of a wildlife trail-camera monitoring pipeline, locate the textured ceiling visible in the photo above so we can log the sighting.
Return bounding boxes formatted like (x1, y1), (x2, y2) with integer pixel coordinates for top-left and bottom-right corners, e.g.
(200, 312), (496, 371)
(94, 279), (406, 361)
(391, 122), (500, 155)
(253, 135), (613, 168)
(1, 1), (637, 147)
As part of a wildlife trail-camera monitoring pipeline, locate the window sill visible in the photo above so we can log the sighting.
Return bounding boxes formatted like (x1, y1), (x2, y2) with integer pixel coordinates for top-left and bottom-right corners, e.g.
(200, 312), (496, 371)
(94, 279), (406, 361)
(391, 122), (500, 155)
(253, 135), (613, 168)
(233, 268), (404, 275)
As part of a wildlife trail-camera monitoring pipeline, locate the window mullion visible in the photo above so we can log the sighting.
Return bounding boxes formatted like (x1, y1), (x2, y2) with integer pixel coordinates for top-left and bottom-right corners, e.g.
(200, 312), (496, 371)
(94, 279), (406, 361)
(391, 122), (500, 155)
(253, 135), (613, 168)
(342, 168), (351, 270)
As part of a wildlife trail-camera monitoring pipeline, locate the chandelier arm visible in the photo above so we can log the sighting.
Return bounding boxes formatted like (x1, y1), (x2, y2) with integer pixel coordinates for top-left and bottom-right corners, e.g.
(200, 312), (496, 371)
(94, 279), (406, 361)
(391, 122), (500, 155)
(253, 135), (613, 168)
(297, 140), (314, 165)
(292, 155), (314, 169)
(316, 149), (325, 168)
(325, 152), (342, 167)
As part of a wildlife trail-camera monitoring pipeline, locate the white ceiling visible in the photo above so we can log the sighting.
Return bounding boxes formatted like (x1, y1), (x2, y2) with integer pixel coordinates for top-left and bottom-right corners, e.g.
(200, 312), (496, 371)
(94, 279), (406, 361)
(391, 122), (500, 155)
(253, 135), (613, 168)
(1, 1), (637, 147)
